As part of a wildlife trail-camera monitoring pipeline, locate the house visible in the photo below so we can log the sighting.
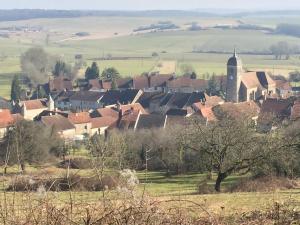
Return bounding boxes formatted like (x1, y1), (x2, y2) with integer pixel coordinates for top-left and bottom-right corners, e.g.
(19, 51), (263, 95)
(132, 75), (150, 90)
(260, 98), (292, 120)
(0, 97), (11, 109)
(157, 92), (206, 115)
(20, 96), (54, 120)
(68, 112), (92, 135)
(192, 102), (217, 122)
(117, 109), (141, 130)
(117, 78), (133, 89)
(204, 94), (225, 107)
(90, 107), (119, 118)
(213, 101), (260, 122)
(41, 114), (76, 140)
(0, 109), (14, 138)
(88, 79), (112, 92)
(116, 103), (147, 115)
(99, 89), (143, 107)
(226, 50), (276, 103)
(48, 76), (73, 94)
(166, 76), (207, 93)
(90, 116), (118, 135)
(149, 74), (173, 92)
(134, 114), (167, 130)
(137, 91), (164, 109)
(54, 90), (76, 111)
(274, 80), (292, 98)
(69, 91), (105, 111)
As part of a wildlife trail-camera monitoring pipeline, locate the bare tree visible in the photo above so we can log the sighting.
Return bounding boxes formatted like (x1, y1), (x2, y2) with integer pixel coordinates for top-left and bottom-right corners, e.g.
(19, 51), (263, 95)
(187, 117), (269, 192)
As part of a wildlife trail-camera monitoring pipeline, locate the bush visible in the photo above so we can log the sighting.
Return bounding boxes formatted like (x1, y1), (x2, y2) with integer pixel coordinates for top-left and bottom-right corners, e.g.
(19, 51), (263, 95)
(197, 179), (214, 194)
(6, 174), (120, 192)
(229, 176), (299, 193)
(57, 158), (93, 169)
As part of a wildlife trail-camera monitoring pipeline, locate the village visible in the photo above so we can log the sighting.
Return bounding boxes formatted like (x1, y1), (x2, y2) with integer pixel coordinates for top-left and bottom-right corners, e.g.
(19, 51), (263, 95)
(0, 50), (299, 141)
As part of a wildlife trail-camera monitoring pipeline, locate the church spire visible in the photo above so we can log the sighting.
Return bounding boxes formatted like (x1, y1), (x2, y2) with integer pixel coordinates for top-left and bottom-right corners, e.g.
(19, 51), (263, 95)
(233, 47), (237, 57)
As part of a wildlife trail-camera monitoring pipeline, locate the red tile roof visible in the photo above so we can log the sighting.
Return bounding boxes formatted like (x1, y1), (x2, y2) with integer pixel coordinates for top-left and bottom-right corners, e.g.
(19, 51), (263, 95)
(213, 101), (260, 120)
(274, 80), (292, 91)
(167, 77), (207, 89)
(41, 114), (75, 131)
(150, 74), (173, 87)
(89, 79), (112, 90)
(91, 116), (118, 129)
(133, 76), (149, 89)
(204, 94), (225, 107)
(192, 103), (216, 122)
(96, 107), (119, 118)
(261, 99), (291, 116)
(22, 99), (48, 110)
(68, 112), (91, 124)
(0, 109), (14, 128)
(49, 76), (73, 92)
(119, 103), (147, 115)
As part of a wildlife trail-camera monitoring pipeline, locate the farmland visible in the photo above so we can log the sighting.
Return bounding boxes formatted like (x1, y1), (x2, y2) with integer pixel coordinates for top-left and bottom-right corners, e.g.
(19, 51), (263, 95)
(0, 15), (300, 98)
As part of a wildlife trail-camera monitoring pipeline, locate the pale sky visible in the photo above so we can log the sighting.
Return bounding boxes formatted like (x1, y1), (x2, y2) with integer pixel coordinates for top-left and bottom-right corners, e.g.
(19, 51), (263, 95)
(1, 0), (300, 10)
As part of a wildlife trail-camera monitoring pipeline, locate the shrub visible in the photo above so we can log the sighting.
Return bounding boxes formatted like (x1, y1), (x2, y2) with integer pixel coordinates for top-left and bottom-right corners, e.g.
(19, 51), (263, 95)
(6, 174), (120, 192)
(57, 158), (92, 169)
(229, 176), (299, 193)
(197, 179), (214, 194)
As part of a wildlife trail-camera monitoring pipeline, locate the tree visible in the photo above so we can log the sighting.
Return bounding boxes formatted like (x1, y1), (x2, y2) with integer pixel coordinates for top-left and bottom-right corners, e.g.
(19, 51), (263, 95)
(10, 75), (21, 102)
(269, 41), (291, 60)
(20, 47), (56, 86)
(0, 121), (63, 172)
(101, 67), (120, 81)
(180, 64), (195, 76)
(187, 117), (269, 192)
(53, 60), (71, 77)
(111, 78), (118, 90)
(206, 74), (219, 96)
(85, 62), (100, 80)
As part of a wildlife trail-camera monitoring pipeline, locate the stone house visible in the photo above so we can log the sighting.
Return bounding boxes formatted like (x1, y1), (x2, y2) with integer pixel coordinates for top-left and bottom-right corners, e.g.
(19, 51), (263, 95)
(68, 112), (92, 135)
(226, 50), (276, 103)
(69, 91), (105, 111)
(41, 114), (76, 140)
(90, 116), (118, 135)
(0, 109), (14, 138)
(20, 96), (54, 120)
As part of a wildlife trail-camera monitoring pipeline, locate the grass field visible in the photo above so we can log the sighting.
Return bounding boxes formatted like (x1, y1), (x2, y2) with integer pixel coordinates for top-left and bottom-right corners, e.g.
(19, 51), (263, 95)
(0, 166), (299, 216)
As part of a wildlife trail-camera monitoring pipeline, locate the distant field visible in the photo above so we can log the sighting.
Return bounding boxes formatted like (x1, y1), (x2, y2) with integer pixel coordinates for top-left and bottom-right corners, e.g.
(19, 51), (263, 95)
(1, 15), (300, 98)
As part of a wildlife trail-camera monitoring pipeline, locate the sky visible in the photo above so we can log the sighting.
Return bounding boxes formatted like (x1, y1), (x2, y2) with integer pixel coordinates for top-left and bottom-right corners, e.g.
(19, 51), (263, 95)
(1, 0), (300, 10)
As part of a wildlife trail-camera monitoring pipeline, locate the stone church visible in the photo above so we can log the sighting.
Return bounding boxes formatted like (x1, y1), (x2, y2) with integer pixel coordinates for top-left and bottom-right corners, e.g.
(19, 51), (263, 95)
(226, 50), (276, 103)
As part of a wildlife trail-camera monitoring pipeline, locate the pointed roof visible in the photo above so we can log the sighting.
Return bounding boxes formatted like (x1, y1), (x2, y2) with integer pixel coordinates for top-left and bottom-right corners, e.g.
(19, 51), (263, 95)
(227, 48), (242, 66)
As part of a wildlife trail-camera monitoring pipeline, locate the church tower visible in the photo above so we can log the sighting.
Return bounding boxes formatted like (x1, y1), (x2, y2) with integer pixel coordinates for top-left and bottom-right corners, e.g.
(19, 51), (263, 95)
(226, 49), (243, 103)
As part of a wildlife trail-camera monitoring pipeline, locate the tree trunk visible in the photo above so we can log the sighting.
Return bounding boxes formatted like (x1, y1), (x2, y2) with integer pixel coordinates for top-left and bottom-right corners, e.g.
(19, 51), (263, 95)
(215, 172), (227, 192)
(20, 163), (25, 173)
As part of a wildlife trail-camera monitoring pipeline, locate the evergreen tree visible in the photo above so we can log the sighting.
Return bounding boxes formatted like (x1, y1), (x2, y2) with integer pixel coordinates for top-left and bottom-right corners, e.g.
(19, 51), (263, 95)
(53, 60), (71, 77)
(111, 78), (118, 90)
(10, 75), (21, 102)
(101, 67), (120, 81)
(85, 62), (100, 80)
(206, 74), (219, 96)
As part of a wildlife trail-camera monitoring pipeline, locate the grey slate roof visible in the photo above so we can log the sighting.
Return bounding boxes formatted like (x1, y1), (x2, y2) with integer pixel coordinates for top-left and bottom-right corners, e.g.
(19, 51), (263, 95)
(100, 89), (140, 106)
(135, 114), (166, 130)
(69, 91), (105, 102)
